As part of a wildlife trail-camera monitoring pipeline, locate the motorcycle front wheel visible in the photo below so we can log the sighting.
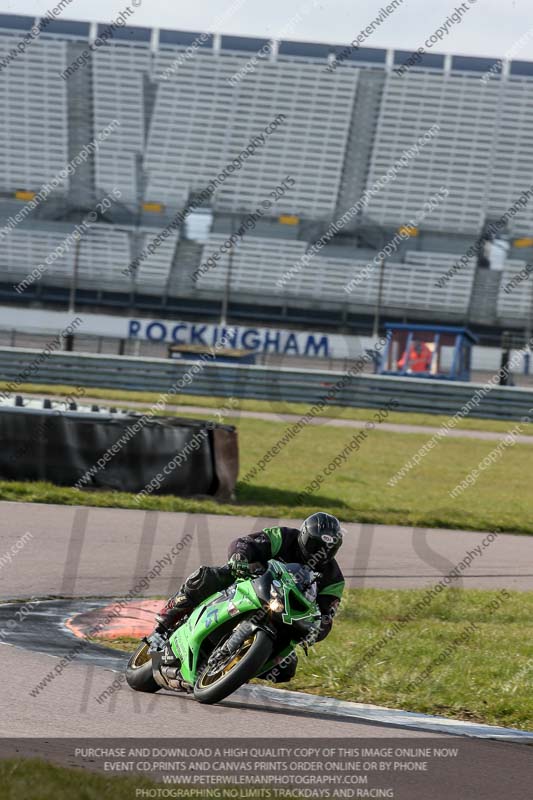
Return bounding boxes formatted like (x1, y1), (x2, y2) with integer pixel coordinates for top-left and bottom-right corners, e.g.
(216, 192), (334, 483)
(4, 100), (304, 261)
(193, 629), (273, 704)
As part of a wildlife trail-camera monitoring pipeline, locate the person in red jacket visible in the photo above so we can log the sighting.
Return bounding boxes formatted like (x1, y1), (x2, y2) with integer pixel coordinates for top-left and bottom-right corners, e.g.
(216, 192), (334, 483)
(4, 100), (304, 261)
(398, 339), (433, 373)
(149, 512), (345, 682)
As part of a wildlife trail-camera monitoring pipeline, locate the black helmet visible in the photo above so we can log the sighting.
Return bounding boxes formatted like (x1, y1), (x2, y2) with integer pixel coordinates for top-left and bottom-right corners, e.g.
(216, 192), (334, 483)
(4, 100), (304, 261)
(298, 512), (343, 567)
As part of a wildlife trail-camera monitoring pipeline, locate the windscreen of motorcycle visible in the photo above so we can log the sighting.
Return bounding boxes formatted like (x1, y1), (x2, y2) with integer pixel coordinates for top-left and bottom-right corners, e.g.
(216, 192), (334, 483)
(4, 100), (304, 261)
(284, 563), (318, 603)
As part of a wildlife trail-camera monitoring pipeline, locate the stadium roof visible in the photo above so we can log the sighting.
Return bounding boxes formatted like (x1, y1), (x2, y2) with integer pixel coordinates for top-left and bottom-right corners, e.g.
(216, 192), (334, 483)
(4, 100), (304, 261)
(1, 12), (532, 75)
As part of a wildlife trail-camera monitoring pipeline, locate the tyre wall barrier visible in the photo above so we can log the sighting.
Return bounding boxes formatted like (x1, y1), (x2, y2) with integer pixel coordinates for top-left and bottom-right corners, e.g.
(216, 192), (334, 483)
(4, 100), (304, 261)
(0, 397), (238, 500)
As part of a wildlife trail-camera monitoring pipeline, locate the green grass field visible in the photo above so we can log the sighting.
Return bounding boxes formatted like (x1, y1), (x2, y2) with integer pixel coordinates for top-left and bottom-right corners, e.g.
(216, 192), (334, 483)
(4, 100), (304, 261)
(99, 588), (533, 731)
(1, 410), (532, 534)
(0, 758), (302, 799)
(0, 759), (187, 800)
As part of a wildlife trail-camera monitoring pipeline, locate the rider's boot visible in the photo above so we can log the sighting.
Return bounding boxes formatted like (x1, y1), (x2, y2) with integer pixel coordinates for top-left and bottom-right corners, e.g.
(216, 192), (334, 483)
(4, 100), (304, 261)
(147, 592), (193, 654)
(155, 589), (194, 631)
(148, 566), (234, 655)
(155, 592), (194, 633)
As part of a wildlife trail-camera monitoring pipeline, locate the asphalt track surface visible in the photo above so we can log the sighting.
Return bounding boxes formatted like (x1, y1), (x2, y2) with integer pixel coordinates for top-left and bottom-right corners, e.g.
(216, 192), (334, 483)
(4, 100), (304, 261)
(1, 500), (532, 798)
(0, 595), (437, 740)
(1, 501), (533, 599)
(0, 599), (460, 738)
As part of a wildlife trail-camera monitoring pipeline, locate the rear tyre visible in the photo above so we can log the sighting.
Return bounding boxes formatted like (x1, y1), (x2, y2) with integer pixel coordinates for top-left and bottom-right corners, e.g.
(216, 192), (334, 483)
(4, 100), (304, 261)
(126, 641), (161, 693)
(193, 629), (273, 705)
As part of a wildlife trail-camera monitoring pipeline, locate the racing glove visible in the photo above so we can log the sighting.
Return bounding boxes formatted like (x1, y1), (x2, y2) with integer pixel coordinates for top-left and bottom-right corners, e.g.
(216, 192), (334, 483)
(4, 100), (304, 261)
(228, 552), (251, 579)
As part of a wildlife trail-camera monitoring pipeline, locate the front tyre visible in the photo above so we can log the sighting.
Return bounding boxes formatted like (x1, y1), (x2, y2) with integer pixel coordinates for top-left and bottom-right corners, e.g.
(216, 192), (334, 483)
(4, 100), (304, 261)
(126, 641), (161, 693)
(193, 629), (273, 705)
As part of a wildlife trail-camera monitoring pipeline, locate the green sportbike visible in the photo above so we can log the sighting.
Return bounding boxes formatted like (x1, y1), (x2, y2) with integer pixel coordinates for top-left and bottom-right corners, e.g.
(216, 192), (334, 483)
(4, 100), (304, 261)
(125, 559), (321, 704)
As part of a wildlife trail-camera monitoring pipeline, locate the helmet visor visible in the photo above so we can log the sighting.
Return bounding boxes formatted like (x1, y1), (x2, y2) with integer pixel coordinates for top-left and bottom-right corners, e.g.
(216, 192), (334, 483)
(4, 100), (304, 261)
(302, 533), (341, 565)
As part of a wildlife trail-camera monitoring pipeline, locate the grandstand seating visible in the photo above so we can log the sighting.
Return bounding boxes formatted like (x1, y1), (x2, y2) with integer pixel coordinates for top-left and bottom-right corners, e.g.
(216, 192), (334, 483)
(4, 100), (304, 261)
(311, 254), (476, 316)
(135, 229), (179, 291)
(496, 262), (533, 322)
(0, 32), (69, 194)
(487, 78), (533, 236)
(0, 222), (179, 293)
(195, 235), (308, 294)
(365, 71), (501, 234)
(92, 43), (150, 206)
(404, 250), (470, 269)
(2, 15), (533, 239)
(195, 238), (477, 315)
(1, 13), (533, 329)
(0, 228), (73, 286)
(75, 227), (132, 289)
(0, 226), (131, 290)
(148, 49), (357, 218)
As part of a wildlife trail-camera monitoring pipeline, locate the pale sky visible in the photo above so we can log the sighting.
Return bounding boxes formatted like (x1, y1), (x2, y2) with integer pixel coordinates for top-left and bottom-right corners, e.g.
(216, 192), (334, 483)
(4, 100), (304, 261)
(1, 0), (532, 60)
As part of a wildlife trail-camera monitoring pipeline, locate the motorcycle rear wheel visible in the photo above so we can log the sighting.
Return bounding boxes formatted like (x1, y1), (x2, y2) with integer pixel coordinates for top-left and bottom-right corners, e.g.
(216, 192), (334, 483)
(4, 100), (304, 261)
(126, 641), (161, 693)
(193, 629), (273, 705)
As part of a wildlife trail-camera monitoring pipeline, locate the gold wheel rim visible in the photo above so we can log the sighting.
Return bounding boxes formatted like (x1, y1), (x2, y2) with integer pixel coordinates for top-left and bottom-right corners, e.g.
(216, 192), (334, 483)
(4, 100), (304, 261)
(199, 636), (255, 687)
(132, 642), (151, 668)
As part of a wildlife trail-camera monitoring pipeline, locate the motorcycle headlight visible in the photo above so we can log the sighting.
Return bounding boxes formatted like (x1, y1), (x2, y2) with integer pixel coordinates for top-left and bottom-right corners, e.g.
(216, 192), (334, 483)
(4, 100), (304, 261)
(268, 587), (284, 613)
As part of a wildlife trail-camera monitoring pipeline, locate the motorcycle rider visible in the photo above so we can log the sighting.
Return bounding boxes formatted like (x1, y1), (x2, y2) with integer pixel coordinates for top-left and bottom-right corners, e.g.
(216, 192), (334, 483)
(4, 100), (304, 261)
(149, 512), (345, 682)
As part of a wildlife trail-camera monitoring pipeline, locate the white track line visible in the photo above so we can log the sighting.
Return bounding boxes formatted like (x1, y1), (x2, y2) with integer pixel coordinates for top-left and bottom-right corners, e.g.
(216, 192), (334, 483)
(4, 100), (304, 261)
(238, 685), (533, 743)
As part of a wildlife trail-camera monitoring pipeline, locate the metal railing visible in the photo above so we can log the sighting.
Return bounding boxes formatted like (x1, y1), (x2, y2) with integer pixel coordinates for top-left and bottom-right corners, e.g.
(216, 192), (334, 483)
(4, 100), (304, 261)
(1, 346), (532, 421)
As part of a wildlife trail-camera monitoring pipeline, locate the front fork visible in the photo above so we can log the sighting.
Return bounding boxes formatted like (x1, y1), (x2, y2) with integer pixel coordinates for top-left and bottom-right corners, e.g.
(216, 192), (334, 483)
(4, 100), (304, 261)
(208, 614), (275, 670)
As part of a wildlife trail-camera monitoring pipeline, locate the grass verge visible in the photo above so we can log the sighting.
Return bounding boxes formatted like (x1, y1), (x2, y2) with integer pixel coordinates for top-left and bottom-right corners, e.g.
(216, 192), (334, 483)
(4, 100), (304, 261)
(1, 415), (533, 534)
(0, 758), (298, 799)
(99, 588), (533, 731)
(3, 380), (533, 435)
(0, 758), (161, 800)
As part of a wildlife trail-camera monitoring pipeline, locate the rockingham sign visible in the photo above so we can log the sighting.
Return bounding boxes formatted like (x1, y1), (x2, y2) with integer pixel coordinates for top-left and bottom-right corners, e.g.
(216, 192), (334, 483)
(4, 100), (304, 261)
(0, 306), (517, 370)
(128, 318), (337, 357)
(0, 306), (363, 360)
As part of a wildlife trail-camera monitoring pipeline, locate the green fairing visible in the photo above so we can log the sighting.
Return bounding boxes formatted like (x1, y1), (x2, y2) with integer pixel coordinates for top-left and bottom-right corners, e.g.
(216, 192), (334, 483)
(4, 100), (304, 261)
(263, 526), (283, 556)
(167, 559), (320, 686)
(169, 581), (262, 684)
(319, 580), (345, 600)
